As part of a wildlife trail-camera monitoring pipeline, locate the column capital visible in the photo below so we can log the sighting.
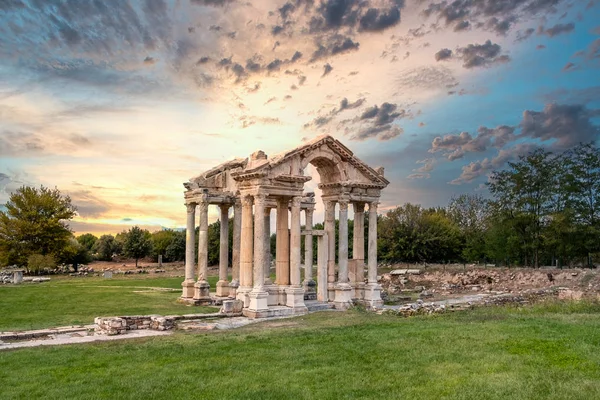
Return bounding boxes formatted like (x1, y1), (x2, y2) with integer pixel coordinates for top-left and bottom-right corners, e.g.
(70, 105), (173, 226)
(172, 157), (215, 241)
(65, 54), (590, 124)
(369, 201), (379, 213)
(305, 208), (314, 218)
(186, 203), (197, 213)
(353, 202), (365, 213)
(241, 194), (253, 207)
(291, 196), (302, 207)
(254, 193), (267, 207)
(339, 199), (349, 211)
(219, 203), (230, 213)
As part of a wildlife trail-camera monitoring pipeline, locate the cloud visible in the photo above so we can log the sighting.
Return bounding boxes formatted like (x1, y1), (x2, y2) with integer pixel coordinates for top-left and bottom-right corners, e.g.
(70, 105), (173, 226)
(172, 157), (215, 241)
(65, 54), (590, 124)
(359, 7), (401, 32)
(456, 40), (510, 69)
(322, 63), (333, 77)
(538, 22), (575, 37)
(434, 48), (453, 61)
(562, 62), (576, 71)
(304, 97), (366, 128)
(69, 190), (111, 218)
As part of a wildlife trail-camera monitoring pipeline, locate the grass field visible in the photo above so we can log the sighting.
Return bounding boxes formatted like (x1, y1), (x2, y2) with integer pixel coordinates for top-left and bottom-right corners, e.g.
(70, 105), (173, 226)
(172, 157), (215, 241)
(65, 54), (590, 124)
(1, 301), (599, 399)
(0, 275), (219, 331)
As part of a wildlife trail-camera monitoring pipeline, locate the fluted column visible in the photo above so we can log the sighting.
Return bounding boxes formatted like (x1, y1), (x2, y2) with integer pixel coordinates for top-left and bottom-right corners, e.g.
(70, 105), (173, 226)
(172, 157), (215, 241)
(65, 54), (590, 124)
(286, 196), (306, 310)
(276, 198), (290, 285)
(230, 199), (241, 295)
(240, 195), (254, 289)
(194, 199), (210, 301)
(264, 207), (272, 285)
(303, 208), (315, 290)
(364, 201), (383, 308)
(324, 200), (336, 300)
(252, 194), (266, 291)
(338, 199), (349, 284)
(367, 201), (378, 284)
(182, 203), (196, 298)
(353, 203), (365, 283)
(290, 196), (302, 287)
(216, 204), (230, 297)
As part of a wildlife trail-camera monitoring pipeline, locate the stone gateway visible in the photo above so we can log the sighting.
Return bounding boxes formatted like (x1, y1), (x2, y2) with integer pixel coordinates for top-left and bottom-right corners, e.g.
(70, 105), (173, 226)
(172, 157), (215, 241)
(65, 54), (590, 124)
(181, 135), (388, 318)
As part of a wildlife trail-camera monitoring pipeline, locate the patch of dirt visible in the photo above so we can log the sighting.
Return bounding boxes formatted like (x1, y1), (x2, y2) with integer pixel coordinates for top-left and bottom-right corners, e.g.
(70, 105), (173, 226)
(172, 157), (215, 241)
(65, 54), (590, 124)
(380, 267), (600, 304)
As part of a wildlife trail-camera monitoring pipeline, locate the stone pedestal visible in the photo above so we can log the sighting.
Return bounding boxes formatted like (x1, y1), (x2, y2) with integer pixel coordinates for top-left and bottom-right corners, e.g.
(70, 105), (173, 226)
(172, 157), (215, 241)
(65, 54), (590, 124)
(303, 279), (317, 300)
(334, 283), (353, 310)
(286, 286), (307, 310)
(181, 279), (195, 298)
(216, 281), (230, 297)
(247, 290), (269, 312)
(193, 281), (211, 304)
(13, 270), (23, 284)
(229, 280), (240, 298)
(236, 286), (251, 307)
(265, 284), (278, 306)
(364, 283), (383, 308)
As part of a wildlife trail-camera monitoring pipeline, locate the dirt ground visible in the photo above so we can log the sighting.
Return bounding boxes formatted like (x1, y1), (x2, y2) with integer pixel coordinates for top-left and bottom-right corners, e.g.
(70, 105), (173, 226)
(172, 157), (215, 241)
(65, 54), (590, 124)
(379, 264), (600, 304)
(82, 260), (219, 278)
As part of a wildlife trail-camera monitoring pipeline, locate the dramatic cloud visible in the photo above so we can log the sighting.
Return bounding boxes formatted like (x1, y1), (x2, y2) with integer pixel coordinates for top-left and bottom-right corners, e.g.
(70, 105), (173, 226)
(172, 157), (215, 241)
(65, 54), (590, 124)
(456, 40), (510, 69)
(435, 48), (453, 61)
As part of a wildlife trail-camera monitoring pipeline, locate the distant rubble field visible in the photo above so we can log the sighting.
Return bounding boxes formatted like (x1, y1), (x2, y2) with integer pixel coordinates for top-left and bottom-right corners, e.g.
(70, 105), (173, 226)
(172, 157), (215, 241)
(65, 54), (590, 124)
(380, 266), (600, 304)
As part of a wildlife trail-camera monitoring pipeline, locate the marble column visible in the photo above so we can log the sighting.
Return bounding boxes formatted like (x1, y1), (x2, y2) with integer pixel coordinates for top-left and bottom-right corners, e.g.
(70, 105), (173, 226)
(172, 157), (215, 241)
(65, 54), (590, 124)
(237, 195), (253, 306)
(316, 232), (328, 302)
(216, 204), (230, 297)
(365, 201), (383, 307)
(264, 207), (272, 285)
(303, 208), (315, 292)
(324, 200), (336, 301)
(352, 203), (366, 298)
(276, 198), (290, 286)
(335, 198), (352, 309)
(182, 203), (196, 298)
(286, 196), (306, 309)
(194, 200), (210, 301)
(248, 194), (269, 313)
(230, 199), (241, 296)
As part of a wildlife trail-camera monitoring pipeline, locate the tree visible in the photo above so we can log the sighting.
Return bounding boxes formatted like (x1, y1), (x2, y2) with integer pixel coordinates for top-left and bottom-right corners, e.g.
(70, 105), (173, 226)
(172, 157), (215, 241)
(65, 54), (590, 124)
(56, 237), (92, 271)
(165, 231), (186, 261)
(0, 185), (77, 266)
(151, 229), (177, 260)
(123, 226), (153, 267)
(77, 233), (98, 252)
(93, 234), (120, 261)
(447, 194), (490, 263)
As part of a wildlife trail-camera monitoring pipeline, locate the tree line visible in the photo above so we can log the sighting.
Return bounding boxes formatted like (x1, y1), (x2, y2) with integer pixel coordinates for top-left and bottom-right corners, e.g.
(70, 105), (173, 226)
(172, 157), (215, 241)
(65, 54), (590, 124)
(1, 143), (598, 271)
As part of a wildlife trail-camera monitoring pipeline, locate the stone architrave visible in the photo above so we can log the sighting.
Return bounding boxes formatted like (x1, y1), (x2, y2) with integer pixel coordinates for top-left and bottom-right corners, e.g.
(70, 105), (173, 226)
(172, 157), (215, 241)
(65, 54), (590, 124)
(216, 204), (230, 297)
(182, 203), (196, 298)
(194, 199), (210, 301)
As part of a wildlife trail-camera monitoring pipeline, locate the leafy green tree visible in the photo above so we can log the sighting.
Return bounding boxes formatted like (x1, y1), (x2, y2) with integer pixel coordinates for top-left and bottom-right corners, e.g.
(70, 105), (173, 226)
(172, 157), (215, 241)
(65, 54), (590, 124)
(27, 254), (56, 275)
(0, 185), (77, 266)
(93, 234), (120, 261)
(77, 233), (98, 252)
(165, 231), (186, 261)
(57, 237), (92, 271)
(123, 226), (153, 267)
(447, 194), (489, 263)
(151, 229), (177, 260)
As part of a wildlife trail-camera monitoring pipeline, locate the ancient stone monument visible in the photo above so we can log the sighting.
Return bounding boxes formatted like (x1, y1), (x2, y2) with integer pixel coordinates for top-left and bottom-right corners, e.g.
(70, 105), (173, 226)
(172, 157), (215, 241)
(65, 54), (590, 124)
(181, 135), (388, 318)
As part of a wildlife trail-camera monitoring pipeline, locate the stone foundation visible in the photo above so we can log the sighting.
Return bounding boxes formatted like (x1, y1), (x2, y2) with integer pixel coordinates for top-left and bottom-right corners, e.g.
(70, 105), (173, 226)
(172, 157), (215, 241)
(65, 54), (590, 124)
(94, 316), (175, 335)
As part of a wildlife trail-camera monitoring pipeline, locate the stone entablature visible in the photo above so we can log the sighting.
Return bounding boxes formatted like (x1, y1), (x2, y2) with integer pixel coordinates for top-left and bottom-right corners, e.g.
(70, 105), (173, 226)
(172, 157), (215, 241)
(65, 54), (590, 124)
(181, 135), (387, 318)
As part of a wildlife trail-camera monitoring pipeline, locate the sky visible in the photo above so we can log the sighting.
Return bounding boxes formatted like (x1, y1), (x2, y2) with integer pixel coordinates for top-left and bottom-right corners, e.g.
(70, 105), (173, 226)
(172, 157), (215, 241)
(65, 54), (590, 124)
(0, 0), (599, 235)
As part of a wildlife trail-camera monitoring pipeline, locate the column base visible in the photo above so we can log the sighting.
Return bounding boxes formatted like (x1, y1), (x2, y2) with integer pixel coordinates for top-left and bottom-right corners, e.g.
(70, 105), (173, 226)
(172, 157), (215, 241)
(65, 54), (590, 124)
(229, 280), (240, 298)
(236, 286), (251, 308)
(277, 285), (289, 306)
(352, 282), (366, 300)
(327, 282), (336, 302)
(264, 284), (278, 306)
(334, 283), (353, 310)
(364, 283), (383, 308)
(181, 279), (195, 298)
(247, 289), (269, 312)
(286, 286), (307, 309)
(216, 280), (230, 297)
(193, 280), (211, 303)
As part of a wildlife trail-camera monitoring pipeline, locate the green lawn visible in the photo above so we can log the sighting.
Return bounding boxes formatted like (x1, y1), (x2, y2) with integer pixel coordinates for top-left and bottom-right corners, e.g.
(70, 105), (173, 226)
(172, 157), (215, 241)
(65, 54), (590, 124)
(1, 301), (600, 399)
(0, 275), (219, 331)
